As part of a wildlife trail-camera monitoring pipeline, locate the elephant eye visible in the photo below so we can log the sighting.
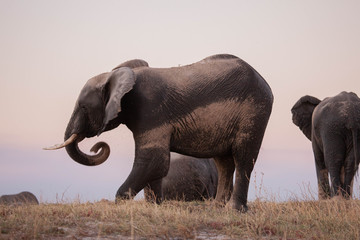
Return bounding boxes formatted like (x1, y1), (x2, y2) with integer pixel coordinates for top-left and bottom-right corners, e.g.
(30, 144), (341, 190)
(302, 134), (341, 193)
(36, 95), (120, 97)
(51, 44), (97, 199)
(83, 107), (88, 114)
(79, 104), (88, 113)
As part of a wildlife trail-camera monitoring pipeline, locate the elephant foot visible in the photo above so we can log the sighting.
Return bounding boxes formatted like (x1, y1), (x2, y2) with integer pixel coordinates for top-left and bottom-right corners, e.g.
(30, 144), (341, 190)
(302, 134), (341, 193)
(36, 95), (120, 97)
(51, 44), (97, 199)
(144, 191), (163, 204)
(213, 198), (248, 212)
(238, 205), (248, 213)
(331, 194), (345, 201)
(115, 197), (127, 204)
(115, 188), (136, 203)
(213, 199), (226, 208)
(226, 199), (248, 213)
(115, 193), (132, 204)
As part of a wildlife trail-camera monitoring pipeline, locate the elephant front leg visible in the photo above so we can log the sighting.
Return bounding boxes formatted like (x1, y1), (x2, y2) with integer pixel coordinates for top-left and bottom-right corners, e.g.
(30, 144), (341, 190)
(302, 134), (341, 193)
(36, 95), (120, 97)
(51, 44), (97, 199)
(116, 147), (170, 203)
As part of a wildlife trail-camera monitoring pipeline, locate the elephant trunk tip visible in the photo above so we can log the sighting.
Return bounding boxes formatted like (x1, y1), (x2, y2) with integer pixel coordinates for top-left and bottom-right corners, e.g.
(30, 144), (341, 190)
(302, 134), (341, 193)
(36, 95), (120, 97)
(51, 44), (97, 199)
(90, 141), (110, 155)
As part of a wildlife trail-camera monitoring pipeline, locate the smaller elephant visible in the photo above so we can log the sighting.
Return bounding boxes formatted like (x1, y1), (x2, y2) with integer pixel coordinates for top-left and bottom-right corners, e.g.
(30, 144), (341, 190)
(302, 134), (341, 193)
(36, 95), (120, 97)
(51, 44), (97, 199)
(291, 91), (360, 199)
(144, 156), (219, 201)
(0, 191), (39, 205)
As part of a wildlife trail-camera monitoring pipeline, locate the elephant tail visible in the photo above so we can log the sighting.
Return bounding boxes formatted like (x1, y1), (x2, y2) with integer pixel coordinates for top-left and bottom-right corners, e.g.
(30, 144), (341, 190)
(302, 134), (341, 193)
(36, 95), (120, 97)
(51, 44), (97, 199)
(352, 129), (360, 174)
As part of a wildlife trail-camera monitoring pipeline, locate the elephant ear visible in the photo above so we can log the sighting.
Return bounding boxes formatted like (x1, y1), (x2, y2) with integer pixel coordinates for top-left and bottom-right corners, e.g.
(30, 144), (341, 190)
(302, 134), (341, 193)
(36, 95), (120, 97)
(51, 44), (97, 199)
(291, 95), (321, 141)
(112, 59), (149, 71)
(100, 67), (135, 134)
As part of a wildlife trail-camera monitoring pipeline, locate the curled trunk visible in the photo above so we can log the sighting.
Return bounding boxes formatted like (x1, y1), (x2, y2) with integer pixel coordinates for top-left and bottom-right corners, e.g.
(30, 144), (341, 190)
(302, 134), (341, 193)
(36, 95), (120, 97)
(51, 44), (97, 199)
(64, 132), (110, 166)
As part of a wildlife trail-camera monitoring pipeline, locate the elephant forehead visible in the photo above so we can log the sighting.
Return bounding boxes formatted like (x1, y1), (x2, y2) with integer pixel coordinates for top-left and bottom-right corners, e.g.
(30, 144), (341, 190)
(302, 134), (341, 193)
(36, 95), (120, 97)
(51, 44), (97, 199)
(77, 73), (109, 103)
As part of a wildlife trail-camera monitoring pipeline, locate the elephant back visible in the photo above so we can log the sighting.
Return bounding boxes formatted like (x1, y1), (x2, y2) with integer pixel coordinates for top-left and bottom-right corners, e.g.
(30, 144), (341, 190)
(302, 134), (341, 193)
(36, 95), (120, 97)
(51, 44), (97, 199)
(162, 156), (218, 201)
(0, 191), (39, 205)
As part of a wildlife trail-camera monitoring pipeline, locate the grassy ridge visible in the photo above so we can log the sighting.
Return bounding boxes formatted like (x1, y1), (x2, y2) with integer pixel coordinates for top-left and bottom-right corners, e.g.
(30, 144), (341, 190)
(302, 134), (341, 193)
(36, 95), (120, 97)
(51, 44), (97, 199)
(1, 199), (360, 239)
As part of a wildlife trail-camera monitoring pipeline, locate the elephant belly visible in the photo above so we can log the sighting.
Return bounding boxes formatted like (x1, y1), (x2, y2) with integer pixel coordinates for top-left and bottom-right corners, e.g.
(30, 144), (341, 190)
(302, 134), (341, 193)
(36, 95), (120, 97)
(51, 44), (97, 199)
(170, 130), (232, 158)
(170, 99), (257, 158)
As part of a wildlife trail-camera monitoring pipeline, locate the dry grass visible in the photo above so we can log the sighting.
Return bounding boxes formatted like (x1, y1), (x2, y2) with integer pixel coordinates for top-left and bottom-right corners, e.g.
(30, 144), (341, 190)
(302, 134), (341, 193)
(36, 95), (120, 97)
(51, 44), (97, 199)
(1, 197), (360, 240)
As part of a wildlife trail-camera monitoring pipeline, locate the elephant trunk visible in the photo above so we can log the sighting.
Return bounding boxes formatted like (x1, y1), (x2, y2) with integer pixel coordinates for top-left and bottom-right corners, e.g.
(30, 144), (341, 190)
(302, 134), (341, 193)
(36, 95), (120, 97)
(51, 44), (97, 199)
(63, 130), (110, 166)
(44, 107), (110, 166)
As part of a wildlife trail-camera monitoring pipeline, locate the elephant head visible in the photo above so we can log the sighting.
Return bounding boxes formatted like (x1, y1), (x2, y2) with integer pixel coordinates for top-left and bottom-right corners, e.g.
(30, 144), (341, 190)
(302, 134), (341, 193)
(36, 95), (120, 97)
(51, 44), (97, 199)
(45, 59), (148, 166)
(291, 95), (321, 140)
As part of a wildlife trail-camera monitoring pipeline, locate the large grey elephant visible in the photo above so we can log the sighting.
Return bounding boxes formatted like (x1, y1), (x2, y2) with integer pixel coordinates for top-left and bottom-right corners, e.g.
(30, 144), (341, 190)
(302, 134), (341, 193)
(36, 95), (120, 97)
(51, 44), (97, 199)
(45, 54), (273, 211)
(144, 156), (218, 201)
(0, 191), (39, 205)
(291, 91), (360, 199)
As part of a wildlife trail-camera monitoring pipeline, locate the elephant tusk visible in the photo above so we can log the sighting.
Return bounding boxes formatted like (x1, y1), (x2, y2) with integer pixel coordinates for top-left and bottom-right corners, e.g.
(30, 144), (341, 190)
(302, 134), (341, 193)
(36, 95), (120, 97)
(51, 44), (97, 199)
(43, 134), (78, 150)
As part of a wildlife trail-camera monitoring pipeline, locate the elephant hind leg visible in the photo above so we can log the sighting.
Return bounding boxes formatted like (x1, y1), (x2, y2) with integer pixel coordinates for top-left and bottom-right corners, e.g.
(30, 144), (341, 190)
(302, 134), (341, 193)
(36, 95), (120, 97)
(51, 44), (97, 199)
(313, 143), (331, 199)
(323, 141), (346, 197)
(329, 166), (344, 197)
(213, 156), (235, 205)
(342, 152), (356, 198)
(229, 147), (258, 212)
(225, 115), (270, 211)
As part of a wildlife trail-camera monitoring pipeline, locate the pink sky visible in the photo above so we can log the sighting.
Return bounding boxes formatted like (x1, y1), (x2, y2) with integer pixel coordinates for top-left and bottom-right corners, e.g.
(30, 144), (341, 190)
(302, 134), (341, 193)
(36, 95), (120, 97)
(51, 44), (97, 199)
(0, 1), (359, 202)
